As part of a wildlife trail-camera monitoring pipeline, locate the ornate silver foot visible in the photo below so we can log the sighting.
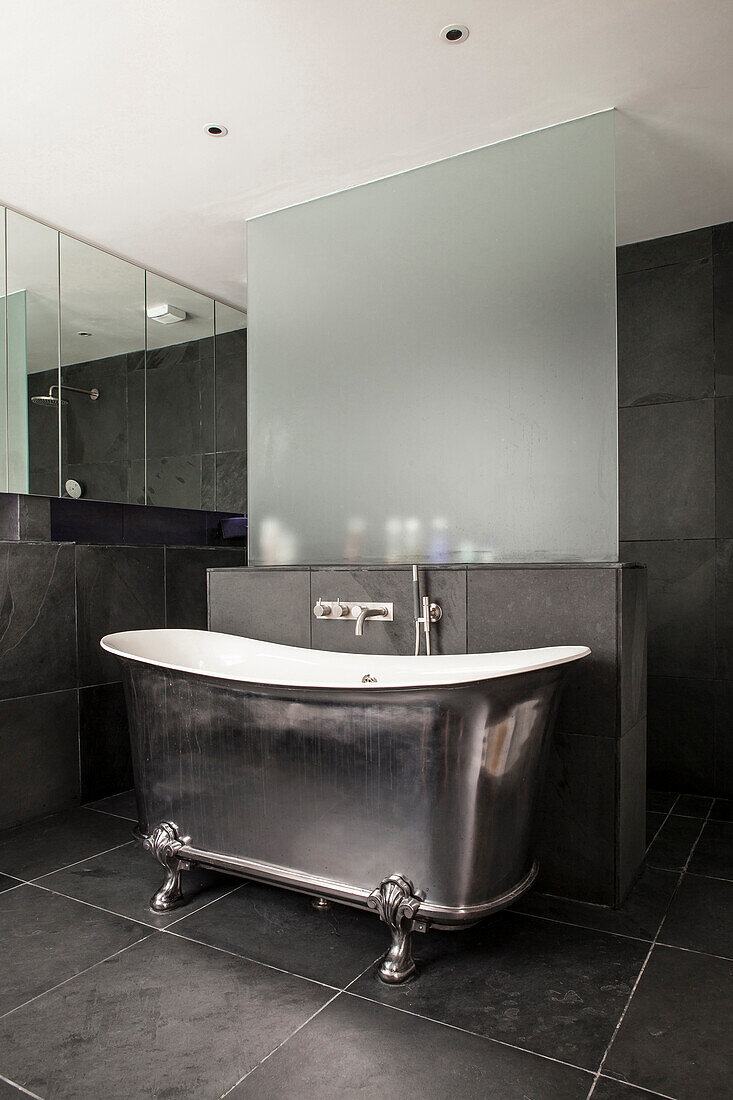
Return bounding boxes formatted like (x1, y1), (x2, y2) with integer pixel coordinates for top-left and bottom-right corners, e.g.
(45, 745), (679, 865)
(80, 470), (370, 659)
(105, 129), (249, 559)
(141, 822), (191, 912)
(311, 896), (331, 911)
(367, 874), (425, 984)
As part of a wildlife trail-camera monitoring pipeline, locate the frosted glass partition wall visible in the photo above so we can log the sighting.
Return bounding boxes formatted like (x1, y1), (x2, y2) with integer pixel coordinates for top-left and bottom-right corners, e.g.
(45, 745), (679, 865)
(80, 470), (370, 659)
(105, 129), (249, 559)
(247, 111), (617, 565)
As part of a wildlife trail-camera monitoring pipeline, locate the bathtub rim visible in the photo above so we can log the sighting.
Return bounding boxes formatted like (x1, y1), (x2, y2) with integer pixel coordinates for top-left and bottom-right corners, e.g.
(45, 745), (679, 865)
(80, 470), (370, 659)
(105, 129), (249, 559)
(101, 627), (590, 690)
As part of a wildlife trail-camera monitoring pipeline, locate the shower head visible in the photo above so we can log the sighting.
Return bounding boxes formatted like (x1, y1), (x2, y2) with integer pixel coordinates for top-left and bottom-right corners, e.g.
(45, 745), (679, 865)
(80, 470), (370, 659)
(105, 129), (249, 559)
(31, 384), (99, 408)
(31, 393), (68, 407)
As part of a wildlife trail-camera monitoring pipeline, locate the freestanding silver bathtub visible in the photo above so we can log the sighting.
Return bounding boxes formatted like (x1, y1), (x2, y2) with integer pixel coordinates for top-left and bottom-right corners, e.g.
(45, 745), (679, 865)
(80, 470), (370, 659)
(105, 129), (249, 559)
(101, 629), (589, 983)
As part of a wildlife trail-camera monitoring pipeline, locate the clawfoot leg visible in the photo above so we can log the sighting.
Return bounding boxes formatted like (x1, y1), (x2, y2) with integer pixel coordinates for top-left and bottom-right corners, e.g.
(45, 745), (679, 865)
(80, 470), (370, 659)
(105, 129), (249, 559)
(141, 822), (191, 912)
(367, 874), (425, 984)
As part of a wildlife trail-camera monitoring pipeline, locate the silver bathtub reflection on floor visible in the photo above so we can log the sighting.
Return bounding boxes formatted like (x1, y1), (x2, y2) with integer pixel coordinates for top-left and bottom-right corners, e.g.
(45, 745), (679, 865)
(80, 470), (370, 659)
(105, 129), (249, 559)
(102, 629), (588, 983)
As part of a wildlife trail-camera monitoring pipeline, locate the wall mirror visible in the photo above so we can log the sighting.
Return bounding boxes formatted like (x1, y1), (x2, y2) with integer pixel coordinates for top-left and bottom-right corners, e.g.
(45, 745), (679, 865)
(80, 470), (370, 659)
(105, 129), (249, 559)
(0, 207), (247, 514)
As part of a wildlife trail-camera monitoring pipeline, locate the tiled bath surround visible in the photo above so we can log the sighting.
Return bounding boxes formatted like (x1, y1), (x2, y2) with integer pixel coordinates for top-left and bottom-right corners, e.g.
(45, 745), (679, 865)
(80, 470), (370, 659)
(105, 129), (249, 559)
(208, 562), (647, 906)
(0, 493), (244, 830)
(618, 220), (733, 797)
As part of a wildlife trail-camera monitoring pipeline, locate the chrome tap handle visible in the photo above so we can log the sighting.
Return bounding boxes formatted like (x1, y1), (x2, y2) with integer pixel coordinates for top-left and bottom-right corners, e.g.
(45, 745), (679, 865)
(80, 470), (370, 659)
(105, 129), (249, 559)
(331, 598), (348, 618)
(313, 599), (330, 618)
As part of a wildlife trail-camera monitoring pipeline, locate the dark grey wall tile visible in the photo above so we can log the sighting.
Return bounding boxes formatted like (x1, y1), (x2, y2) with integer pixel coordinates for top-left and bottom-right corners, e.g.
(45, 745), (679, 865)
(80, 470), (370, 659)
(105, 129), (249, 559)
(713, 250), (733, 395)
(311, 568), (413, 655)
(79, 683), (132, 802)
(145, 454), (204, 510)
(0, 543), (77, 699)
(423, 567), (467, 654)
(75, 545), (165, 686)
(146, 359), (203, 458)
(62, 358), (129, 466)
(0, 690), (79, 830)
(18, 496), (50, 540)
(618, 718), (647, 901)
(535, 730), (616, 905)
(27, 368), (60, 477)
(165, 547), (245, 630)
(716, 540), (733, 679)
(208, 568), (310, 647)
(715, 398), (733, 536)
(714, 681), (733, 799)
(619, 400), (715, 540)
(215, 450), (246, 513)
(619, 564), (647, 734)
(63, 461), (128, 505)
(215, 352), (247, 453)
(0, 495), (21, 540)
(467, 567), (618, 737)
(713, 221), (733, 254)
(616, 228), (711, 275)
(620, 540), (714, 678)
(647, 675), (715, 794)
(617, 260), (713, 406)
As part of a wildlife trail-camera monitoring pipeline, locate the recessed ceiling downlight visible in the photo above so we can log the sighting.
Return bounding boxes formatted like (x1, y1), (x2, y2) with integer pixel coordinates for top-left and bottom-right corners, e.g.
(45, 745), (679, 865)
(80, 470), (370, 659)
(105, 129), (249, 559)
(441, 25), (469, 43)
(205, 124), (228, 136)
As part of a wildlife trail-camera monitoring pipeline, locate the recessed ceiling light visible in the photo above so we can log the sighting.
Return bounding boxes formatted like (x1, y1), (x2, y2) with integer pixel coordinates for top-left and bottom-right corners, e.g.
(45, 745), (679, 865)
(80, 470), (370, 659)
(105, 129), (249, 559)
(77, 331), (92, 337)
(440, 25), (469, 43)
(205, 124), (228, 137)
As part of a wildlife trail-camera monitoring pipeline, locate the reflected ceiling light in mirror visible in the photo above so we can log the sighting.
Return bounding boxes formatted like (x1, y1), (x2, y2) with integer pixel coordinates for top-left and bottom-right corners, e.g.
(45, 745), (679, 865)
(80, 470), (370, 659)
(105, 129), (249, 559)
(440, 25), (469, 43)
(147, 303), (186, 324)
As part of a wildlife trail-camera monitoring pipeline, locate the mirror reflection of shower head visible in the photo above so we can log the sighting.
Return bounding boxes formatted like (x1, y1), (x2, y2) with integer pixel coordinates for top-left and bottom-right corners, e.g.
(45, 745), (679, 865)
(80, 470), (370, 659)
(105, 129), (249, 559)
(31, 384), (99, 407)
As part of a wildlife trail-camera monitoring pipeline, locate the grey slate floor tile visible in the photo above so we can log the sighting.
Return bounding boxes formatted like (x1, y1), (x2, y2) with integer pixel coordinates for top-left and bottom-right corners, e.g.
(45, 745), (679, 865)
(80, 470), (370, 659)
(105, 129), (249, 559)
(0, 808), (133, 880)
(38, 840), (241, 929)
(645, 812), (703, 871)
(350, 911), (649, 1069)
(0, 884), (150, 1017)
(687, 818), (733, 879)
(591, 1077), (668, 1098)
(513, 866), (679, 941)
(658, 872), (733, 959)
(605, 944), (733, 1100)
(85, 787), (138, 821)
(230, 993), (593, 1099)
(173, 878), (389, 987)
(0, 933), (333, 1100)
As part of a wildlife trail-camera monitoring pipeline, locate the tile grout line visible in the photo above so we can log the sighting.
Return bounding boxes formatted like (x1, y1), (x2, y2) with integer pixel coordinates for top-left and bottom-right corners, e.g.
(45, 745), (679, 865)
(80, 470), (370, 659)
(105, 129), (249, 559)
(646, 797), (678, 853)
(161, 926), (341, 993)
(29, 840), (135, 881)
(29, 874), (248, 935)
(593, 1075), (678, 1100)
(216, 957), (382, 1099)
(0, 1072), (44, 1100)
(342, 987), (595, 1078)
(0, 933), (155, 1022)
(584, 799), (715, 1100)
(509, 907), (654, 946)
(163, 879), (249, 928)
(82, 805), (137, 823)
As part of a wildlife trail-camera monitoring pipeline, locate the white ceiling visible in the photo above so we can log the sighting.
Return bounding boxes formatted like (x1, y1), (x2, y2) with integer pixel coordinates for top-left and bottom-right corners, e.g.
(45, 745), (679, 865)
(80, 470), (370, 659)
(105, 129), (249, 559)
(1, 1), (732, 310)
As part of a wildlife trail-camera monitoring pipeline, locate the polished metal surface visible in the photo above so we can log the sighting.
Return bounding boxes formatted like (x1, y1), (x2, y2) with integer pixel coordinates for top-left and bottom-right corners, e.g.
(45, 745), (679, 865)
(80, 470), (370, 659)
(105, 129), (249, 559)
(310, 896), (332, 911)
(412, 565), (441, 655)
(122, 651), (567, 932)
(140, 822), (191, 912)
(312, 599), (394, 630)
(367, 874), (425, 983)
(30, 383), (99, 407)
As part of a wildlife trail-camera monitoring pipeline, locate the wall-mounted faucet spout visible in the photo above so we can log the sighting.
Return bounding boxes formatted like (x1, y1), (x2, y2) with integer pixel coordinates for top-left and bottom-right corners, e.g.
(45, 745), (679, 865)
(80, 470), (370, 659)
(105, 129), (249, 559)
(353, 605), (388, 636)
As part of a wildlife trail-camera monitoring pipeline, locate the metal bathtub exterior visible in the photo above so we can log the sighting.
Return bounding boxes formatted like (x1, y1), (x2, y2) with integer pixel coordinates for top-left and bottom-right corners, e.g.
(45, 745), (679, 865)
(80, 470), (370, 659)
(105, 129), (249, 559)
(121, 658), (569, 928)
